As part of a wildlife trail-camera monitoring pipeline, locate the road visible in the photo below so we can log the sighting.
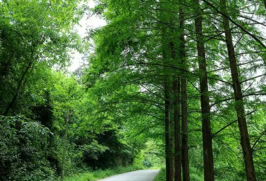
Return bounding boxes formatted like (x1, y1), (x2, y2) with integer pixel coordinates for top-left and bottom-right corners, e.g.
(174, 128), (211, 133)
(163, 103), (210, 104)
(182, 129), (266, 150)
(97, 170), (160, 181)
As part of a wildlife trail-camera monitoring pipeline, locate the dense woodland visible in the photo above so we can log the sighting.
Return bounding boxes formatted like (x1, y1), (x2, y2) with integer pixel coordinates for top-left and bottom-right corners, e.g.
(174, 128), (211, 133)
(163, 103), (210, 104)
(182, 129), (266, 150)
(1, 0), (266, 181)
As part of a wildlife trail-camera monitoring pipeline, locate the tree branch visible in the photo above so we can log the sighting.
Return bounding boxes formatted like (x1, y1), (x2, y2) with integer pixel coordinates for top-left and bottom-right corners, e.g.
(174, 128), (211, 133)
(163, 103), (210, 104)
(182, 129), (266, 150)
(212, 110), (256, 138)
(202, 0), (266, 49)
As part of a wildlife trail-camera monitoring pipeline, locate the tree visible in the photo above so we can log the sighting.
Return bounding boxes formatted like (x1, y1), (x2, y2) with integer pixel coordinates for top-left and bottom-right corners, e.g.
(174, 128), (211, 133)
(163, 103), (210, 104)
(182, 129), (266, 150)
(193, 0), (215, 180)
(0, 0), (81, 115)
(220, 0), (256, 180)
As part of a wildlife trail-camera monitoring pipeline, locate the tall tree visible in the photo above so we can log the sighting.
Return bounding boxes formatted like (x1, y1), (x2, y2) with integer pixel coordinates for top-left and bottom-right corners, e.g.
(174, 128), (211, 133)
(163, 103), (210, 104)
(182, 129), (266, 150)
(173, 77), (181, 181)
(220, 0), (256, 180)
(0, 0), (81, 115)
(179, 1), (190, 180)
(193, 0), (215, 180)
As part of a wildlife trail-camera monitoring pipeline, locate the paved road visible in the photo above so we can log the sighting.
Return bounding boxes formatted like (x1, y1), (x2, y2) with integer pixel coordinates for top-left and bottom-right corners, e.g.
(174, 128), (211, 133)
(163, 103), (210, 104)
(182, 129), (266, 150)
(97, 170), (160, 181)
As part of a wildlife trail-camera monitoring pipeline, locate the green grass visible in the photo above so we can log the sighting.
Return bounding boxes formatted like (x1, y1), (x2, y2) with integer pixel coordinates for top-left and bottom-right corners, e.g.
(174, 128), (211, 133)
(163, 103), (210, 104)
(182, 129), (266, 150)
(64, 165), (142, 181)
(153, 167), (204, 181)
(154, 168), (165, 181)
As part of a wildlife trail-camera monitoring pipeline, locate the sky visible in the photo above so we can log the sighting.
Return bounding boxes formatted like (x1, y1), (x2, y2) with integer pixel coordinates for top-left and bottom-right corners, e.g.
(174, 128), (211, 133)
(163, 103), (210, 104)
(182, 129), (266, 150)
(68, 0), (106, 72)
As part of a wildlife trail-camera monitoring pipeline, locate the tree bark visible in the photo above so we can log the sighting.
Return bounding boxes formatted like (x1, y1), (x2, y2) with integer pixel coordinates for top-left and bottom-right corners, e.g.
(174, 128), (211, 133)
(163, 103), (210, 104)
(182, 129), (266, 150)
(220, 0), (256, 180)
(173, 77), (181, 181)
(163, 32), (173, 179)
(194, 0), (215, 181)
(181, 78), (189, 181)
(179, 1), (190, 180)
(165, 77), (173, 181)
(170, 38), (182, 181)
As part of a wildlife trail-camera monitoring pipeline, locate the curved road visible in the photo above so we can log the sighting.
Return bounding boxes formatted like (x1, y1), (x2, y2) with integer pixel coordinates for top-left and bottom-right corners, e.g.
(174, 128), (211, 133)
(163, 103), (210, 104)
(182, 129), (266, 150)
(97, 170), (159, 181)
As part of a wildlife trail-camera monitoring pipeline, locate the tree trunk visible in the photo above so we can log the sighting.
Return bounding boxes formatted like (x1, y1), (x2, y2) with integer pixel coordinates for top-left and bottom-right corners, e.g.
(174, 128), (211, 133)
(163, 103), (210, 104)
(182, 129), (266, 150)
(173, 77), (181, 181)
(171, 109), (175, 179)
(3, 61), (33, 115)
(181, 78), (189, 181)
(220, 0), (256, 180)
(170, 39), (181, 180)
(194, 0), (215, 181)
(165, 77), (173, 181)
(179, 1), (190, 180)
(163, 36), (173, 180)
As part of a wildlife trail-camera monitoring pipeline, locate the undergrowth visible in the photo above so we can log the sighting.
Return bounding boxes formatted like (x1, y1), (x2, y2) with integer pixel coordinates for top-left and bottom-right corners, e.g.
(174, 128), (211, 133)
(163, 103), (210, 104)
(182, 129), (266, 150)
(154, 168), (166, 181)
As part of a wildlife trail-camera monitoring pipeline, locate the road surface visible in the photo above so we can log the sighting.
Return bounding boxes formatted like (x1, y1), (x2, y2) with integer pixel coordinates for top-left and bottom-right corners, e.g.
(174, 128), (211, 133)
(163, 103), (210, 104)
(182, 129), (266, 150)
(97, 170), (160, 181)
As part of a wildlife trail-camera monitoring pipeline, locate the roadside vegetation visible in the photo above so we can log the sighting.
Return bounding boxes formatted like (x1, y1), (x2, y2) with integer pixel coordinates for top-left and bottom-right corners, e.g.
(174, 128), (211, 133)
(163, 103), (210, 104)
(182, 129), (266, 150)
(0, 1), (162, 180)
(154, 168), (166, 181)
(65, 166), (142, 181)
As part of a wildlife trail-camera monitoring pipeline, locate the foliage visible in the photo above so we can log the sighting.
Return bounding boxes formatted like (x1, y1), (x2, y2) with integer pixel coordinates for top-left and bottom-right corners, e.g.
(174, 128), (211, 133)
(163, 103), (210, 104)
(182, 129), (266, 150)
(1, 0), (266, 180)
(154, 168), (166, 181)
(0, 116), (54, 181)
(89, 0), (266, 180)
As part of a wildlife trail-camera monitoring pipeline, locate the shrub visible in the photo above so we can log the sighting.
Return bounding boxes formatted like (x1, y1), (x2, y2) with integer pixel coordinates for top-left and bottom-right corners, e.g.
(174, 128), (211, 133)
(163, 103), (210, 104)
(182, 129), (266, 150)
(0, 116), (54, 181)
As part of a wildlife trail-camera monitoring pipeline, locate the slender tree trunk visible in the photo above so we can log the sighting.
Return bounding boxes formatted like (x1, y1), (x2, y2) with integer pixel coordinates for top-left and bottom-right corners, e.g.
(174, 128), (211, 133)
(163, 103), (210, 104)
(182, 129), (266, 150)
(173, 77), (181, 181)
(161, 1), (175, 179)
(171, 40), (182, 180)
(194, 1), (215, 180)
(165, 77), (173, 181)
(163, 36), (173, 180)
(181, 78), (189, 181)
(170, 109), (175, 178)
(220, 0), (256, 180)
(3, 61), (33, 115)
(179, 1), (190, 180)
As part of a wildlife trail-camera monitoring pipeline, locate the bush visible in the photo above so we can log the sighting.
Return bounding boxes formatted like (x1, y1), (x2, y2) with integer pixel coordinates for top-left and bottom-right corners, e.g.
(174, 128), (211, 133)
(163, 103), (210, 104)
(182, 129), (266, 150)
(133, 150), (145, 167)
(0, 116), (54, 181)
